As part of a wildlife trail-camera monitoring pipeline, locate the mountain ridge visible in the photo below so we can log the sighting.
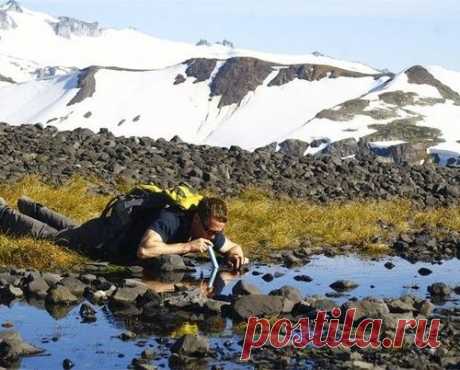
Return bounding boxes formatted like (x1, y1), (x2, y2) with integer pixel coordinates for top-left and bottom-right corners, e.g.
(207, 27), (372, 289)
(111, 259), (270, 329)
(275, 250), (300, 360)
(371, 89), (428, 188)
(0, 1), (459, 162)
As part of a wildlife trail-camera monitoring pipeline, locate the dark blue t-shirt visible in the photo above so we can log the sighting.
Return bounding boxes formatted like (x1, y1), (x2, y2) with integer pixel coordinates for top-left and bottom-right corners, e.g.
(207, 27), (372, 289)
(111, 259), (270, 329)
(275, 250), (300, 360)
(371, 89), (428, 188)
(148, 208), (226, 251)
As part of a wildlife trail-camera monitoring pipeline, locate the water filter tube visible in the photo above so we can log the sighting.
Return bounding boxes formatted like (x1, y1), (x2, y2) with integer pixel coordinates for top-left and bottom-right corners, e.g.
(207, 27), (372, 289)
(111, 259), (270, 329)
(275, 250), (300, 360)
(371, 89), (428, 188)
(208, 246), (219, 270)
(208, 246), (219, 288)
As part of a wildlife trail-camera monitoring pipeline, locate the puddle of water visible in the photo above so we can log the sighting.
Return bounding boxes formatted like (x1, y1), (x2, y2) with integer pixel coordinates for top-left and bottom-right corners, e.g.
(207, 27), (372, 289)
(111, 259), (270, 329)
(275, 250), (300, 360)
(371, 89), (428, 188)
(1, 254), (459, 369)
(0, 302), (248, 370)
(158, 254), (460, 305)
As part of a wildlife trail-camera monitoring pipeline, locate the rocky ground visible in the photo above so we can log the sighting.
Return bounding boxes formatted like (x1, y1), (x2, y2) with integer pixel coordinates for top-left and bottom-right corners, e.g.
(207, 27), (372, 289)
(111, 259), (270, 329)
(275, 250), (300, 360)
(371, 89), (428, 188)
(0, 123), (460, 206)
(0, 255), (459, 369)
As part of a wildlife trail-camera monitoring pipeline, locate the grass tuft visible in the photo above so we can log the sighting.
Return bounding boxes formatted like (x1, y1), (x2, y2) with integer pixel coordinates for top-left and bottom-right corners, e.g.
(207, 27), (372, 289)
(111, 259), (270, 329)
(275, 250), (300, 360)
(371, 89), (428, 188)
(1, 176), (460, 270)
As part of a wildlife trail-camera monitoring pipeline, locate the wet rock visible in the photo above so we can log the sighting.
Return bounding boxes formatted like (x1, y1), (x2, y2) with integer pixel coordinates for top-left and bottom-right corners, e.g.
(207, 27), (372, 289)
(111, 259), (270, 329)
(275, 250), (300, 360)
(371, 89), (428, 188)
(42, 272), (62, 286)
(386, 298), (415, 313)
(294, 275), (313, 282)
(46, 286), (78, 305)
(171, 334), (209, 357)
(0, 285), (23, 301)
(79, 303), (96, 322)
(282, 251), (303, 267)
(262, 273), (274, 282)
(428, 282), (451, 297)
(141, 349), (155, 360)
(62, 358), (74, 369)
(342, 298), (390, 320)
(132, 359), (156, 370)
(382, 312), (414, 330)
(148, 255), (187, 272)
(204, 299), (230, 314)
(118, 331), (136, 341)
(232, 280), (262, 296)
(59, 277), (87, 297)
(141, 300), (165, 320)
(0, 331), (44, 367)
(25, 276), (49, 298)
(416, 300), (434, 316)
(329, 280), (359, 291)
(269, 286), (302, 303)
(164, 288), (207, 310)
(417, 267), (432, 276)
(232, 295), (285, 320)
(111, 286), (148, 307)
(137, 290), (161, 307)
(79, 274), (97, 284)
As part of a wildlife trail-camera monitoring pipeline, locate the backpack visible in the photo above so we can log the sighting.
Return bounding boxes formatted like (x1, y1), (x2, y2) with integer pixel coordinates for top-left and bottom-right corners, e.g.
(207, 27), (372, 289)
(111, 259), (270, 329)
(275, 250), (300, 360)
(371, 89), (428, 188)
(95, 183), (203, 258)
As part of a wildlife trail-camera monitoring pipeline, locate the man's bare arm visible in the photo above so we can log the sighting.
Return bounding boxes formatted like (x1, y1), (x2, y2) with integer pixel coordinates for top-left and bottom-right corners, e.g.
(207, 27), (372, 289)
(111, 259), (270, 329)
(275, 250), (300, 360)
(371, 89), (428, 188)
(137, 229), (213, 260)
(219, 237), (248, 269)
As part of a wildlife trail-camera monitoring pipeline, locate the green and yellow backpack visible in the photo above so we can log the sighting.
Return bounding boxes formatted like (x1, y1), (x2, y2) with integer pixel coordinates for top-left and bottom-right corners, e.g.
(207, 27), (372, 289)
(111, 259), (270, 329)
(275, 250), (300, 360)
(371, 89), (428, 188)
(97, 183), (203, 256)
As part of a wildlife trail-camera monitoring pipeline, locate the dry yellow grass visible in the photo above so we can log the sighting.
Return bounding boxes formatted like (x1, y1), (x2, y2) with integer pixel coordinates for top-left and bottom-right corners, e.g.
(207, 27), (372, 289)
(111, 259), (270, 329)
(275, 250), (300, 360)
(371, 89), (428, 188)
(1, 177), (460, 269)
(226, 188), (460, 257)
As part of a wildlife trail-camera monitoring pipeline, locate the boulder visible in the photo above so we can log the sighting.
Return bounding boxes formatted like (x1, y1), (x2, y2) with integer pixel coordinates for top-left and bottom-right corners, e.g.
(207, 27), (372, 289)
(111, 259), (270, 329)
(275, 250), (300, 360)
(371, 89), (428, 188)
(171, 334), (209, 357)
(329, 280), (359, 291)
(111, 286), (148, 307)
(79, 303), (96, 322)
(232, 280), (262, 296)
(0, 331), (44, 367)
(278, 139), (309, 157)
(319, 138), (358, 158)
(148, 255), (187, 272)
(232, 295), (285, 320)
(46, 286), (78, 305)
(25, 277), (49, 298)
(269, 285), (302, 303)
(342, 298), (390, 320)
(428, 282), (451, 297)
(59, 277), (87, 297)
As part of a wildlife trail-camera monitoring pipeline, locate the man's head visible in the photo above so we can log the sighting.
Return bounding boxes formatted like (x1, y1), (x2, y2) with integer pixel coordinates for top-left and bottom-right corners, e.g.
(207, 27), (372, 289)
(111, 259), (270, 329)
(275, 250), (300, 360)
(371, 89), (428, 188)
(191, 197), (228, 240)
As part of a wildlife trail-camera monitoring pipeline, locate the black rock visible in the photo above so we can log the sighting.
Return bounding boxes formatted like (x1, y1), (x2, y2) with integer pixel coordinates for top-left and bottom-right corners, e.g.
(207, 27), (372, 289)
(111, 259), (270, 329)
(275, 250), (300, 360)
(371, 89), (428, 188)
(63, 358), (74, 369)
(418, 267), (432, 276)
(384, 261), (395, 270)
(79, 303), (96, 322)
(294, 275), (313, 282)
(329, 280), (359, 291)
(262, 273), (274, 282)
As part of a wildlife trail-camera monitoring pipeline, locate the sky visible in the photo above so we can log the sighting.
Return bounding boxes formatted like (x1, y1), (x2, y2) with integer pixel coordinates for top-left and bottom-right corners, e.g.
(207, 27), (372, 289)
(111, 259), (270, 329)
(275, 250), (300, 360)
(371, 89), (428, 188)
(19, 0), (460, 72)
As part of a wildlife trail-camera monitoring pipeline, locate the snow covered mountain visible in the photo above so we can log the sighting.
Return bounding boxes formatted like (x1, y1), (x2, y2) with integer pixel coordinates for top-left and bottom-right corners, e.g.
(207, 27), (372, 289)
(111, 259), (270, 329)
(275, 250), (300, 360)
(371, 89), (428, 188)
(0, 1), (377, 82)
(0, 1), (459, 159)
(0, 58), (389, 149)
(287, 65), (460, 159)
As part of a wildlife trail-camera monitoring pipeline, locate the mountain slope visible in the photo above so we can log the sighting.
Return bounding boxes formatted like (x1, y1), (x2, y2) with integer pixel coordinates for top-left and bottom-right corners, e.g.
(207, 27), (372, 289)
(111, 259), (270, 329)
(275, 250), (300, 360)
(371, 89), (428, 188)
(285, 65), (460, 155)
(0, 58), (388, 150)
(0, 1), (378, 82)
(0, 1), (459, 158)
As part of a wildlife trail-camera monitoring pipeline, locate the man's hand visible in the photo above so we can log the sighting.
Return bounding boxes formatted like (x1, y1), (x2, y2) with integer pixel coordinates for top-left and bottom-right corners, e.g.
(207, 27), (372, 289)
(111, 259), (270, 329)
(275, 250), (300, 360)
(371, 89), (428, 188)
(224, 244), (248, 271)
(187, 238), (213, 253)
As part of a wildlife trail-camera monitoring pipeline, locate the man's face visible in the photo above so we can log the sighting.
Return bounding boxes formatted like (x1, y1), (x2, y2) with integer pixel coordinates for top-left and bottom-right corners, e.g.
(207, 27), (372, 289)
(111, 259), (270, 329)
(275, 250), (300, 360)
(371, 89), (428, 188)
(196, 215), (226, 240)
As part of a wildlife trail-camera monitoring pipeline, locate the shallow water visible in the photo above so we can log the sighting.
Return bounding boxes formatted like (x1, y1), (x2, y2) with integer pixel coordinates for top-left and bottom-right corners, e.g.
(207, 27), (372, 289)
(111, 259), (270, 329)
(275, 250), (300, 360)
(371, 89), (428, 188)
(1, 254), (459, 369)
(198, 254), (460, 304)
(0, 301), (249, 369)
